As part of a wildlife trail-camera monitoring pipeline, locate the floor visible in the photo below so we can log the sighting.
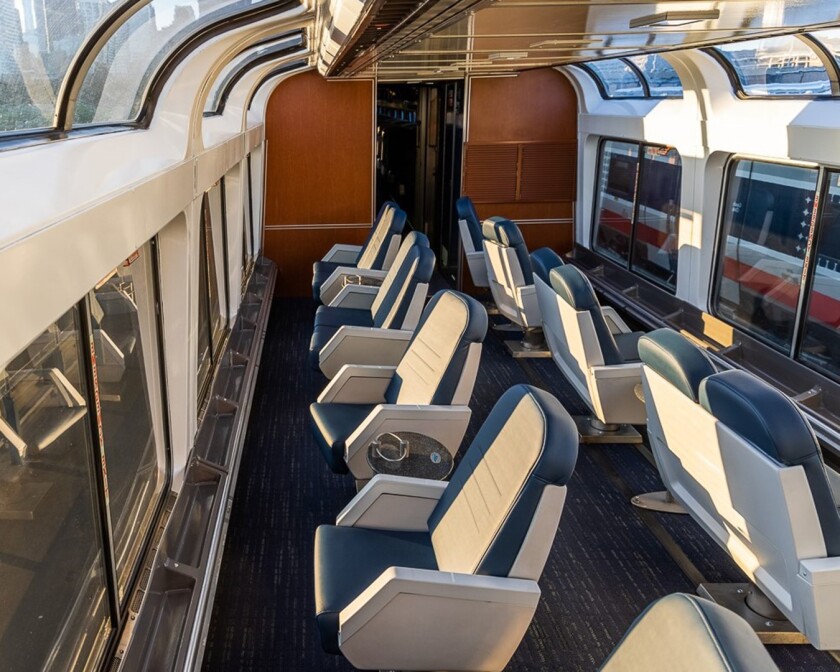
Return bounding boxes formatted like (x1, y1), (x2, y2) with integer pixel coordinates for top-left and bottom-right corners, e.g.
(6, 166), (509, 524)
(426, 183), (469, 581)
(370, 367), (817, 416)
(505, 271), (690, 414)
(202, 295), (839, 671)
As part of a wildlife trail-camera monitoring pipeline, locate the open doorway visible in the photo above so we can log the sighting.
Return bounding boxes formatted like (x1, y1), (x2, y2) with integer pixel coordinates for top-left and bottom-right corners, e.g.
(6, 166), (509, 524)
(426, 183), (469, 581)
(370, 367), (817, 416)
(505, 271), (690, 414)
(376, 81), (465, 284)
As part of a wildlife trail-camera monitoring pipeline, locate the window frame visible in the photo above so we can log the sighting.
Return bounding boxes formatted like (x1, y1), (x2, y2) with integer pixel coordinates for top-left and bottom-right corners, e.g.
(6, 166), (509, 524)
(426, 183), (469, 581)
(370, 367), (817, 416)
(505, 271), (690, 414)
(574, 57), (684, 100)
(590, 136), (682, 293)
(709, 154), (840, 380)
(705, 33), (840, 100)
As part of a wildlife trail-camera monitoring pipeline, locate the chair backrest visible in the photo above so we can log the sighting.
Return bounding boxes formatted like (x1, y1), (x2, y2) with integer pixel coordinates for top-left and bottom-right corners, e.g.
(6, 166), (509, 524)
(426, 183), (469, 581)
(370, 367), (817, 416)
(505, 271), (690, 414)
(370, 232), (434, 329)
(550, 265), (623, 365)
(482, 216), (533, 285)
(384, 290), (487, 405)
(638, 328), (716, 403)
(600, 593), (779, 672)
(456, 196), (483, 253)
(700, 370), (840, 557)
(530, 247), (564, 286)
(428, 384), (578, 580)
(357, 202), (407, 270)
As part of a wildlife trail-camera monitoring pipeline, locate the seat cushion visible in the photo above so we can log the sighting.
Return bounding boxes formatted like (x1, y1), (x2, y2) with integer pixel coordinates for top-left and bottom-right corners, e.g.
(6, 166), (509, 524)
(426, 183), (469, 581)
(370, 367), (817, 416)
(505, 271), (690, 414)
(309, 403), (376, 474)
(638, 328), (716, 402)
(601, 593), (779, 671)
(312, 260), (357, 302)
(308, 325), (340, 370)
(614, 332), (644, 363)
(314, 525), (437, 654)
(313, 305), (374, 329)
(700, 370), (840, 556)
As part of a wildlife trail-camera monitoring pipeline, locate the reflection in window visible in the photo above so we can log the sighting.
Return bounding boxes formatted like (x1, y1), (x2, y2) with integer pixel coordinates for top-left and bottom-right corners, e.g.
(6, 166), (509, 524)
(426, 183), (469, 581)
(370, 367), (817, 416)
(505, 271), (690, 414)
(0, 0), (113, 131)
(583, 60), (644, 97)
(627, 55), (682, 97)
(89, 245), (166, 601)
(714, 36), (831, 97)
(197, 184), (228, 402)
(799, 170), (840, 377)
(714, 159), (819, 350)
(74, 0), (270, 124)
(812, 28), (840, 69)
(592, 140), (681, 291)
(0, 307), (110, 670)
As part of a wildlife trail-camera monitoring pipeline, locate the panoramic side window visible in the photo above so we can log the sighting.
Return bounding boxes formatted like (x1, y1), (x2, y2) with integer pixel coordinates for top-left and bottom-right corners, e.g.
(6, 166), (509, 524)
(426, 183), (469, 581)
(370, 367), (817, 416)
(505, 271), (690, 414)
(626, 55), (683, 98)
(713, 159), (819, 351)
(88, 245), (167, 601)
(592, 140), (681, 291)
(713, 35), (832, 97)
(0, 307), (111, 670)
(197, 184), (229, 403)
(582, 60), (645, 98)
(798, 170), (840, 377)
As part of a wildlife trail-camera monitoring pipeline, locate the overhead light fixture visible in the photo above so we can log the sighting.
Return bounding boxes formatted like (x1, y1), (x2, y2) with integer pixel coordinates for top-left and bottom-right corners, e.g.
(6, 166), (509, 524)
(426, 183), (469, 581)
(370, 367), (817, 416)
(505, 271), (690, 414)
(629, 9), (720, 29)
(530, 39), (601, 48)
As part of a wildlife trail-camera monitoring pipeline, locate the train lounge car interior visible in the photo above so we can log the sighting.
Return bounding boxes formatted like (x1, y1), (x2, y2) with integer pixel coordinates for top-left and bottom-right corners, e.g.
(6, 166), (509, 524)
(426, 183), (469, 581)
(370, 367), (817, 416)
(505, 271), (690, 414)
(3, 0), (840, 669)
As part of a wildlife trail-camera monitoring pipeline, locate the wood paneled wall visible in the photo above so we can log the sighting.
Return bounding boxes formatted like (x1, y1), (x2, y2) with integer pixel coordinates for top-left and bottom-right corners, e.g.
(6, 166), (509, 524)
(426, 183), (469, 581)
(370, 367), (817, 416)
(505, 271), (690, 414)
(263, 71), (374, 296)
(462, 68), (577, 292)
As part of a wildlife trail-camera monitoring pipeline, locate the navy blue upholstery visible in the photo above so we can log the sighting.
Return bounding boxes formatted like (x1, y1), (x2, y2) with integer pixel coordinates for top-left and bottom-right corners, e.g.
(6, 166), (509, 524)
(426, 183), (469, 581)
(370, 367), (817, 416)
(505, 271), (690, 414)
(482, 217), (534, 285)
(549, 265), (627, 366)
(638, 329), (716, 402)
(383, 290), (488, 405)
(700, 370), (840, 556)
(428, 384), (578, 576)
(308, 233), (434, 369)
(314, 525), (437, 653)
(311, 202), (407, 301)
(456, 196), (483, 252)
(530, 247), (564, 285)
(309, 403), (375, 474)
(371, 244), (435, 328)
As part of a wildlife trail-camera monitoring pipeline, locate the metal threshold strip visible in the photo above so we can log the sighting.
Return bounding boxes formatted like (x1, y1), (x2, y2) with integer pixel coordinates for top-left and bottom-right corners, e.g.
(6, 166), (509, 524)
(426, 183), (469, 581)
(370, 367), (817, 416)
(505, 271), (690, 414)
(116, 258), (277, 672)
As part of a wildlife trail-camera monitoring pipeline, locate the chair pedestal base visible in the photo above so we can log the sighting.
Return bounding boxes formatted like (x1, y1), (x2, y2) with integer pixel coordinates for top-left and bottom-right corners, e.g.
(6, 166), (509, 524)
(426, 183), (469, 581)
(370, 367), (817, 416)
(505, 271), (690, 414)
(492, 322), (521, 332)
(573, 416), (642, 444)
(697, 583), (808, 645)
(631, 490), (687, 514)
(504, 327), (551, 359)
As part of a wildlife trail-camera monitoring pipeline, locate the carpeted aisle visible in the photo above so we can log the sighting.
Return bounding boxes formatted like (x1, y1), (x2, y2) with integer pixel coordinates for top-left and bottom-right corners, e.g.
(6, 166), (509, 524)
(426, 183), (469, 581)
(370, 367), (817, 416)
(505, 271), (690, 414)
(202, 297), (838, 671)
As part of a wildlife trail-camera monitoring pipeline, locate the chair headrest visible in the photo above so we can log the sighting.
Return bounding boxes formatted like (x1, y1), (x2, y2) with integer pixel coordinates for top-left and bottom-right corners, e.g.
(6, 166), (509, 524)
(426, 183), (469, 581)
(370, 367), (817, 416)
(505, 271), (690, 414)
(601, 593), (779, 672)
(429, 384), (578, 577)
(358, 202), (408, 269)
(482, 216), (525, 248)
(455, 196), (483, 251)
(403, 230), (430, 248)
(549, 265), (598, 310)
(530, 247), (564, 285)
(700, 369), (840, 556)
(639, 329), (716, 402)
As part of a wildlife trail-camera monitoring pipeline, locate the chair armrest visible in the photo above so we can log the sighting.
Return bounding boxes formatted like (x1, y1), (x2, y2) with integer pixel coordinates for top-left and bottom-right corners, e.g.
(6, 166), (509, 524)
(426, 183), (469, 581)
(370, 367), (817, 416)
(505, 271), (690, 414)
(317, 365), (396, 404)
(320, 268), (388, 305)
(322, 244), (361, 264)
(339, 567), (540, 671)
(601, 305), (632, 335)
(514, 284), (541, 328)
(319, 328), (413, 379)
(825, 466), (840, 503)
(336, 474), (447, 531)
(589, 362), (643, 379)
(345, 405), (471, 480)
(797, 557), (840, 649)
(328, 285), (379, 310)
(588, 363), (646, 425)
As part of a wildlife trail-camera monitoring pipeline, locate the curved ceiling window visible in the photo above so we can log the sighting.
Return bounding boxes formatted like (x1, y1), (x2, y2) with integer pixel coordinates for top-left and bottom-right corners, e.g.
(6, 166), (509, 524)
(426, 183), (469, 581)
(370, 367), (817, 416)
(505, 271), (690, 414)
(626, 55), (683, 98)
(713, 35), (832, 97)
(582, 59), (645, 98)
(204, 32), (304, 115)
(0, 0), (114, 132)
(73, 0), (272, 124)
(811, 28), (840, 67)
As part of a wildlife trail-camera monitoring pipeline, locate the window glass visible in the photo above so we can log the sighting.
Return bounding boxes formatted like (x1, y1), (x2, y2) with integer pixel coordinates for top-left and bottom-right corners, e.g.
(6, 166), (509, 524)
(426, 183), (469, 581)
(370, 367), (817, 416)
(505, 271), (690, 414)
(0, 307), (110, 670)
(243, 155), (253, 262)
(798, 170), (840, 377)
(204, 33), (303, 114)
(197, 185), (227, 401)
(714, 36), (831, 97)
(74, 0), (272, 124)
(714, 159), (819, 350)
(631, 146), (682, 290)
(811, 28), (840, 69)
(89, 245), (166, 600)
(584, 59), (644, 98)
(593, 140), (639, 264)
(627, 55), (682, 98)
(0, 0), (114, 132)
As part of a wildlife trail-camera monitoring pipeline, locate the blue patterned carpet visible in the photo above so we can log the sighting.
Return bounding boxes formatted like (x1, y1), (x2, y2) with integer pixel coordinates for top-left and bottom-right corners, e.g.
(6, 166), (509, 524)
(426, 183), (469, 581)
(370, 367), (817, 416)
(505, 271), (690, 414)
(202, 297), (838, 671)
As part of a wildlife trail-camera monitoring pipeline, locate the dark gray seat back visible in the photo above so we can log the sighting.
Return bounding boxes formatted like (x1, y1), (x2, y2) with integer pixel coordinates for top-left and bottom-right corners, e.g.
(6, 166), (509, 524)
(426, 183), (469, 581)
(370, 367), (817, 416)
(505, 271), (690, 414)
(456, 196), (483, 252)
(482, 217), (533, 285)
(638, 328), (716, 402)
(371, 232), (434, 329)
